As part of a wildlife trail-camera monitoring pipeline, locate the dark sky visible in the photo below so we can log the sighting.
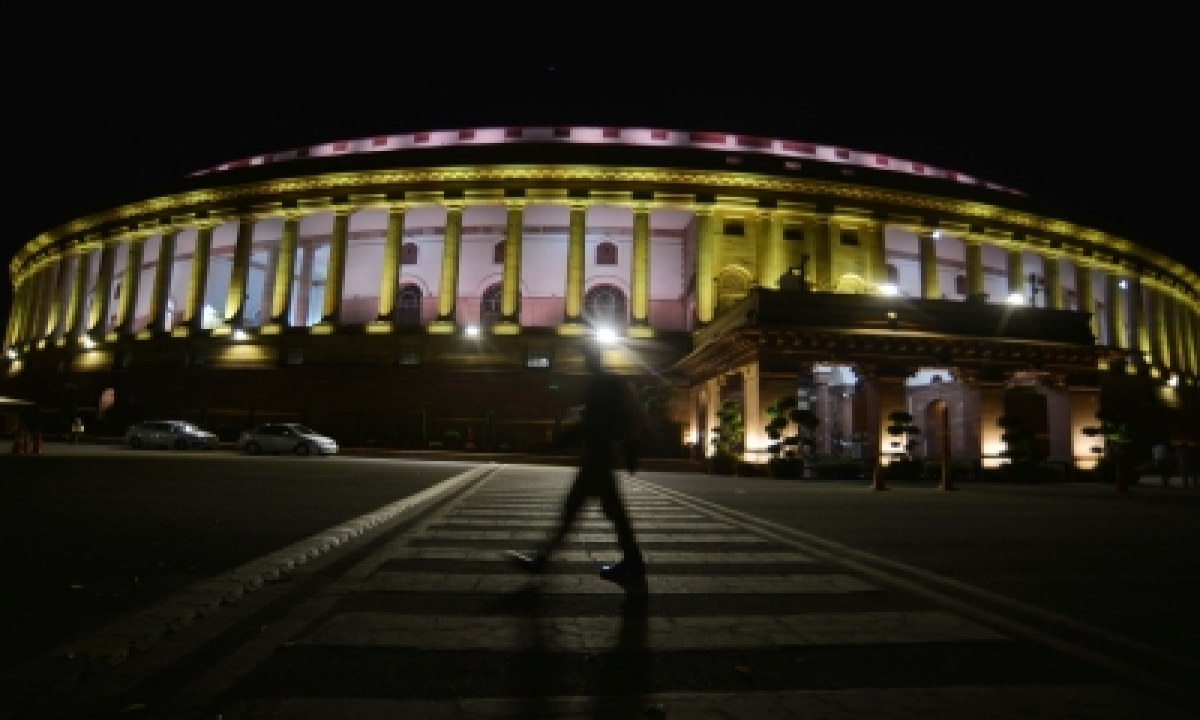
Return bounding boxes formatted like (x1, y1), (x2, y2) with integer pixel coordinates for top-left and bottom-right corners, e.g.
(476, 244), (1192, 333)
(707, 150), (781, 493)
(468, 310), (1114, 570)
(3, 16), (1194, 324)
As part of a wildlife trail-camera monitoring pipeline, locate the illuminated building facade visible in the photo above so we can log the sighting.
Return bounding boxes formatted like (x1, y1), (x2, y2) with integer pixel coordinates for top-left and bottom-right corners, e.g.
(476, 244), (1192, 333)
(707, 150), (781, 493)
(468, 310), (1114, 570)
(3, 127), (1198, 465)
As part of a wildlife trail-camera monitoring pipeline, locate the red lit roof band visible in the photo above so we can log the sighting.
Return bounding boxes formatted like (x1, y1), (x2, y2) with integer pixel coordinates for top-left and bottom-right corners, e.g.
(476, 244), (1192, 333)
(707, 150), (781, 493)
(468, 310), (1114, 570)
(186, 127), (1023, 195)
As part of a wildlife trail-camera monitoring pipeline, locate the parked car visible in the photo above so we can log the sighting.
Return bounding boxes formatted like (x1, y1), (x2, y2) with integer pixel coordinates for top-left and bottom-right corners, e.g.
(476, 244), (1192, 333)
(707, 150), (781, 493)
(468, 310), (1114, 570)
(239, 423), (338, 456)
(125, 421), (218, 450)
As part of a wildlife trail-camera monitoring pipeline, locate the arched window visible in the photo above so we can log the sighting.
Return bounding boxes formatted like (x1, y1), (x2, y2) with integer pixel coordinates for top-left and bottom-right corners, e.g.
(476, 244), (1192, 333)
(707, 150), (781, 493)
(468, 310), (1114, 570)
(886, 264), (899, 283)
(493, 242), (505, 264)
(480, 283), (503, 326)
(397, 284), (422, 325)
(595, 241), (618, 266)
(584, 284), (627, 327)
(401, 243), (419, 265)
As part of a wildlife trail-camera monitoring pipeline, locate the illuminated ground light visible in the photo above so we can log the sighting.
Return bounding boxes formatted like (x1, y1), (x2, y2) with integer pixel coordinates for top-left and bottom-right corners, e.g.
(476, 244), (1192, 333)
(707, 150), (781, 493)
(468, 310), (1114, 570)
(1168, 374), (1180, 387)
(1118, 279), (1129, 290)
(878, 283), (900, 297)
(79, 336), (96, 349)
(595, 327), (619, 345)
(232, 329), (249, 341)
(465, 325), (481, 338)
(4, 349), (16, 359)
(1006, 292), (1026, 306)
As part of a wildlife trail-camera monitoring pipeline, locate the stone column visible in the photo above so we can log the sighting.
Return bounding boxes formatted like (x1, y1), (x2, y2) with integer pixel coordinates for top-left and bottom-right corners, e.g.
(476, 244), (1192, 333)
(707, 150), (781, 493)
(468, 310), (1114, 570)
(695, 208), (716, 323)
(67, 251), (91, 338)
(865, 220), (888, 289)
(562, 203), (586, 328)
(757, 210), (782, 289)
(1145, 288), (1162, 368)
(150, 232), (177, 333)
(919, 230), (939, 299)
(294, 242), (316, 327)
(630, 206), (651, 336)
(117, 239), (144, 336)
(1043, 255), (1063, 310)
(92, 244), (116, 335)
(3, 282), (23, 349)
(224, 218), (255, 328)
(1127, 275), (1146, 360)
(813, 216), (833, 291)
(1163, 294), (1179, 370)
(1007, 249), (1024, 301)
(319, 210), (350, 326)
(741, 363), (762, 460)
(1077, 263), (1096, 339)
(376, 207), (405, 323)
(266, 216), (298, 330)
(496, 201), (524, 335)
(965, 239), (985, 300)
(430, 204), (462, 333)
(1184, 304), (1198, 375)
(1105, 273), (1124, 349)
(49, 258), (72, 341)
(185, 226), (212, 332)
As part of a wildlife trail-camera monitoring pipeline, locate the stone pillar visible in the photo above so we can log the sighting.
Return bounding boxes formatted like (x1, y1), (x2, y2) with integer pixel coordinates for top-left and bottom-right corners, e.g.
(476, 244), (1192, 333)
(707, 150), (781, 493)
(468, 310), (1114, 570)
(150, 232), (177, 333)
(631, 207), (651, 333)
(1163, 294), (1180, 370)
(117, 239), (144, 336)
(376, 208), (405, 323)
(1127, 275), (1146, 360)
(563, 203), (586, 327)
(496, 202), (524, 335)
(1105, 273), (1124, 349)
(1044, 384), (1073, 462)
(1183, 304), (1198, 375)
(695, 208), (716, 323)
(813, 216), (833, 291)
(294, 242), (316, 327)
(430, 204), (462, 333)
(866, 220), (888, 288)
(741, 362), (762, 460)
(67, 252), (91, 338)
(49, 258), (71, 340)
(1077, 263), (1096, 339)
(1043, 255), (1063, 310)
(92, 244), (116, 335)
(224, 218), (255, 328)
(1006, 249), (1024, 301)
(1146, 288), (1162, 368)
(185, 226), (212, 332)
(815, 368), (832, 454)
(266, 217), (298, 330)
(3, 282), (23, 349)
(965, 239), (985, 300)
(919, 229), (939, 299)
(757, 210), (783, 289)
(321, 211), (350, 325)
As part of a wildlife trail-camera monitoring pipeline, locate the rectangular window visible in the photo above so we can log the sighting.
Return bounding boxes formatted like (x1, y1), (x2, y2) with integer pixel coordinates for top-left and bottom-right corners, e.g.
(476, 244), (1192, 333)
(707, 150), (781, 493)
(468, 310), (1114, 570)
(723, 220), (745, 237)
(526, 348), (551, 369)
(783, 227), (805, 243)
(839, 231), (860, 247)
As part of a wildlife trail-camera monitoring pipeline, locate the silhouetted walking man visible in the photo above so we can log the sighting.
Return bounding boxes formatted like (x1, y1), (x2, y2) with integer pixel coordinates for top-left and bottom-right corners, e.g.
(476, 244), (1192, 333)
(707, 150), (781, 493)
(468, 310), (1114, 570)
(509, 344), (644, 583)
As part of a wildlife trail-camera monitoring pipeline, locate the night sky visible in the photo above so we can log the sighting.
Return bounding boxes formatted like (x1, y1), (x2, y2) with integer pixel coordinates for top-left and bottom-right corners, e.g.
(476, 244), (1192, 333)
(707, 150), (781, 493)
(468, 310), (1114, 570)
(4, 20), (1193, 324)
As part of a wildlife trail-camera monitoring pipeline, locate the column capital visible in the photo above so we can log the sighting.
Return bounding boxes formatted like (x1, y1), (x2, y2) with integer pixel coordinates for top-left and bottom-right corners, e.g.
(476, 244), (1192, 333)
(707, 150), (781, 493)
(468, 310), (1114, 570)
(503, 198), (526, 211)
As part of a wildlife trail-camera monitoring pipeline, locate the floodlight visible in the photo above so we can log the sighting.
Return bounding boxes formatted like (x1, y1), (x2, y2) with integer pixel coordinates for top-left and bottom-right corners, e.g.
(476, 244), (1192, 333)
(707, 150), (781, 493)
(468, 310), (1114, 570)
(4, 349), (16, 360)
(595, 327), (618, 345)
(1168, 374), (1180, 388)
(232, 329), (248, 341)
(79, 336), (96, 349)
(465, 325), (480, 337)
(1118, 279), (1129, 290)
(1006, 292), (1026, 306)
(878, 283), (899, 297)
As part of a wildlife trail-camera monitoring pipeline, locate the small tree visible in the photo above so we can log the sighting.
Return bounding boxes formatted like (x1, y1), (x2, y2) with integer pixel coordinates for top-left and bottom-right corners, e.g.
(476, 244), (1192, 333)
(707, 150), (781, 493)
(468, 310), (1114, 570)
(1083, 410), (1138, 489)
(997, 415), (1036, 464)
(764, 396), (797, 459)
(886, 411), (921, 459)
(790, 407), (820, 458)
(710, 398), (745, 460)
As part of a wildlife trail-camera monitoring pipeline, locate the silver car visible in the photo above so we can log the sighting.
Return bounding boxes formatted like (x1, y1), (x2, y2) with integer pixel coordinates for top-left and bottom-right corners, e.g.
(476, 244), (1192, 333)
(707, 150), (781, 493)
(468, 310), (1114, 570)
(126, 421), (218, 450)
(239, 423), (338, 456)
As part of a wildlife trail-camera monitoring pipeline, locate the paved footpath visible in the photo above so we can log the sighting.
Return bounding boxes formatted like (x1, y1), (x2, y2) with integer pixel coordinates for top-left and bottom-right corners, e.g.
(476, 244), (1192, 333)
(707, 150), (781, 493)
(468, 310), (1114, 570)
(4, 464), (1196, 719)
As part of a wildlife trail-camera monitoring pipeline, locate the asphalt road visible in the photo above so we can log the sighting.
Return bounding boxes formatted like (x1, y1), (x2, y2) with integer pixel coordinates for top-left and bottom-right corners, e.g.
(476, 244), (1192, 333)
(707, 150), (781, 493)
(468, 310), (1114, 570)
(0, 445), (471, 673)
(642, 473), (1200, 662)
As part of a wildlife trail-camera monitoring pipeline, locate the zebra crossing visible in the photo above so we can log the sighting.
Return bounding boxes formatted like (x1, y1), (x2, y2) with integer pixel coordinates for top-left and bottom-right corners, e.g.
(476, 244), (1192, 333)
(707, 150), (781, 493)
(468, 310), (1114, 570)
(219, 466), (1192, 719)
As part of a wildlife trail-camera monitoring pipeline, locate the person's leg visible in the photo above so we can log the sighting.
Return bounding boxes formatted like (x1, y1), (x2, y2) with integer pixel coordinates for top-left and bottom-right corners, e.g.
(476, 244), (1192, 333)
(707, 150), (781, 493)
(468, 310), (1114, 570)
(510, 465), (592, 571)
(598, 469), (639, 556)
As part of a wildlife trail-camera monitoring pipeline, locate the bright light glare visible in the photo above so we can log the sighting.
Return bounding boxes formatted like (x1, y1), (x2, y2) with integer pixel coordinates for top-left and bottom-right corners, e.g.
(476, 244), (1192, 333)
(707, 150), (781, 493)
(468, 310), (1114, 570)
(232, 329), (248, 341)
(4, 349), (16, 359)
(932, 230), (941, 239)
(1118, 279), (1129, 290)
(1168, 374), (1180, 387)
(79, 336), (95, 349)
(878, 283), (899, 297)
(465, 325), (480, 337)
(595, 328), (618, 345)
(1006, 292), (1026, 306)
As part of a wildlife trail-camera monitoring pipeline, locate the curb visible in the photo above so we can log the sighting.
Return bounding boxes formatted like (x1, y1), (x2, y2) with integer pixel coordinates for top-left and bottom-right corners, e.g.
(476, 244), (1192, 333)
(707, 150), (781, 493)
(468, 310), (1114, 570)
(51, 463), (497, 666)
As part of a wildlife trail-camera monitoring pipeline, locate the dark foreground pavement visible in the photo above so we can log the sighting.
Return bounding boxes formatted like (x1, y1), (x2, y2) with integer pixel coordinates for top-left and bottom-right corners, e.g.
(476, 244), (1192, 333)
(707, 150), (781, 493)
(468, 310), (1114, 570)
(0, 455), (1197, 718)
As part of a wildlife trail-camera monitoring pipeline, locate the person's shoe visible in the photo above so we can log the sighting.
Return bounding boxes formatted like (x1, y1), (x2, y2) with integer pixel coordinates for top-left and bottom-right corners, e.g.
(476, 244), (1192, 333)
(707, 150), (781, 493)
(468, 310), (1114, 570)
(505, 550), (547, 573)
(599, 552), (645, 584)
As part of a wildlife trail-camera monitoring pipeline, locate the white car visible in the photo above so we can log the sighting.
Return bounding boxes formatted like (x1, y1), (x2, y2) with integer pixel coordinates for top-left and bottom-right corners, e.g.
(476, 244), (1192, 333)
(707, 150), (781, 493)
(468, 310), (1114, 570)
(126, 421), (218, 451)
(239, 423), (338, 456)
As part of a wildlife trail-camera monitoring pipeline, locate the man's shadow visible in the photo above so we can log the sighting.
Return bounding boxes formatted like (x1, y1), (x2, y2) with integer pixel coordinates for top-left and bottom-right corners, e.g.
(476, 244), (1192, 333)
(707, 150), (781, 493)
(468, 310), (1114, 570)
(590, 576), (653, 717)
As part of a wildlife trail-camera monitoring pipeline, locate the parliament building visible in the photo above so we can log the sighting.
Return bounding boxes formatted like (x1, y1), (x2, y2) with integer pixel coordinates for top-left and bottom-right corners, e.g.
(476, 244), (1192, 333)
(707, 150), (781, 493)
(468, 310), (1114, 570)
(3, 127), (1198, 466)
